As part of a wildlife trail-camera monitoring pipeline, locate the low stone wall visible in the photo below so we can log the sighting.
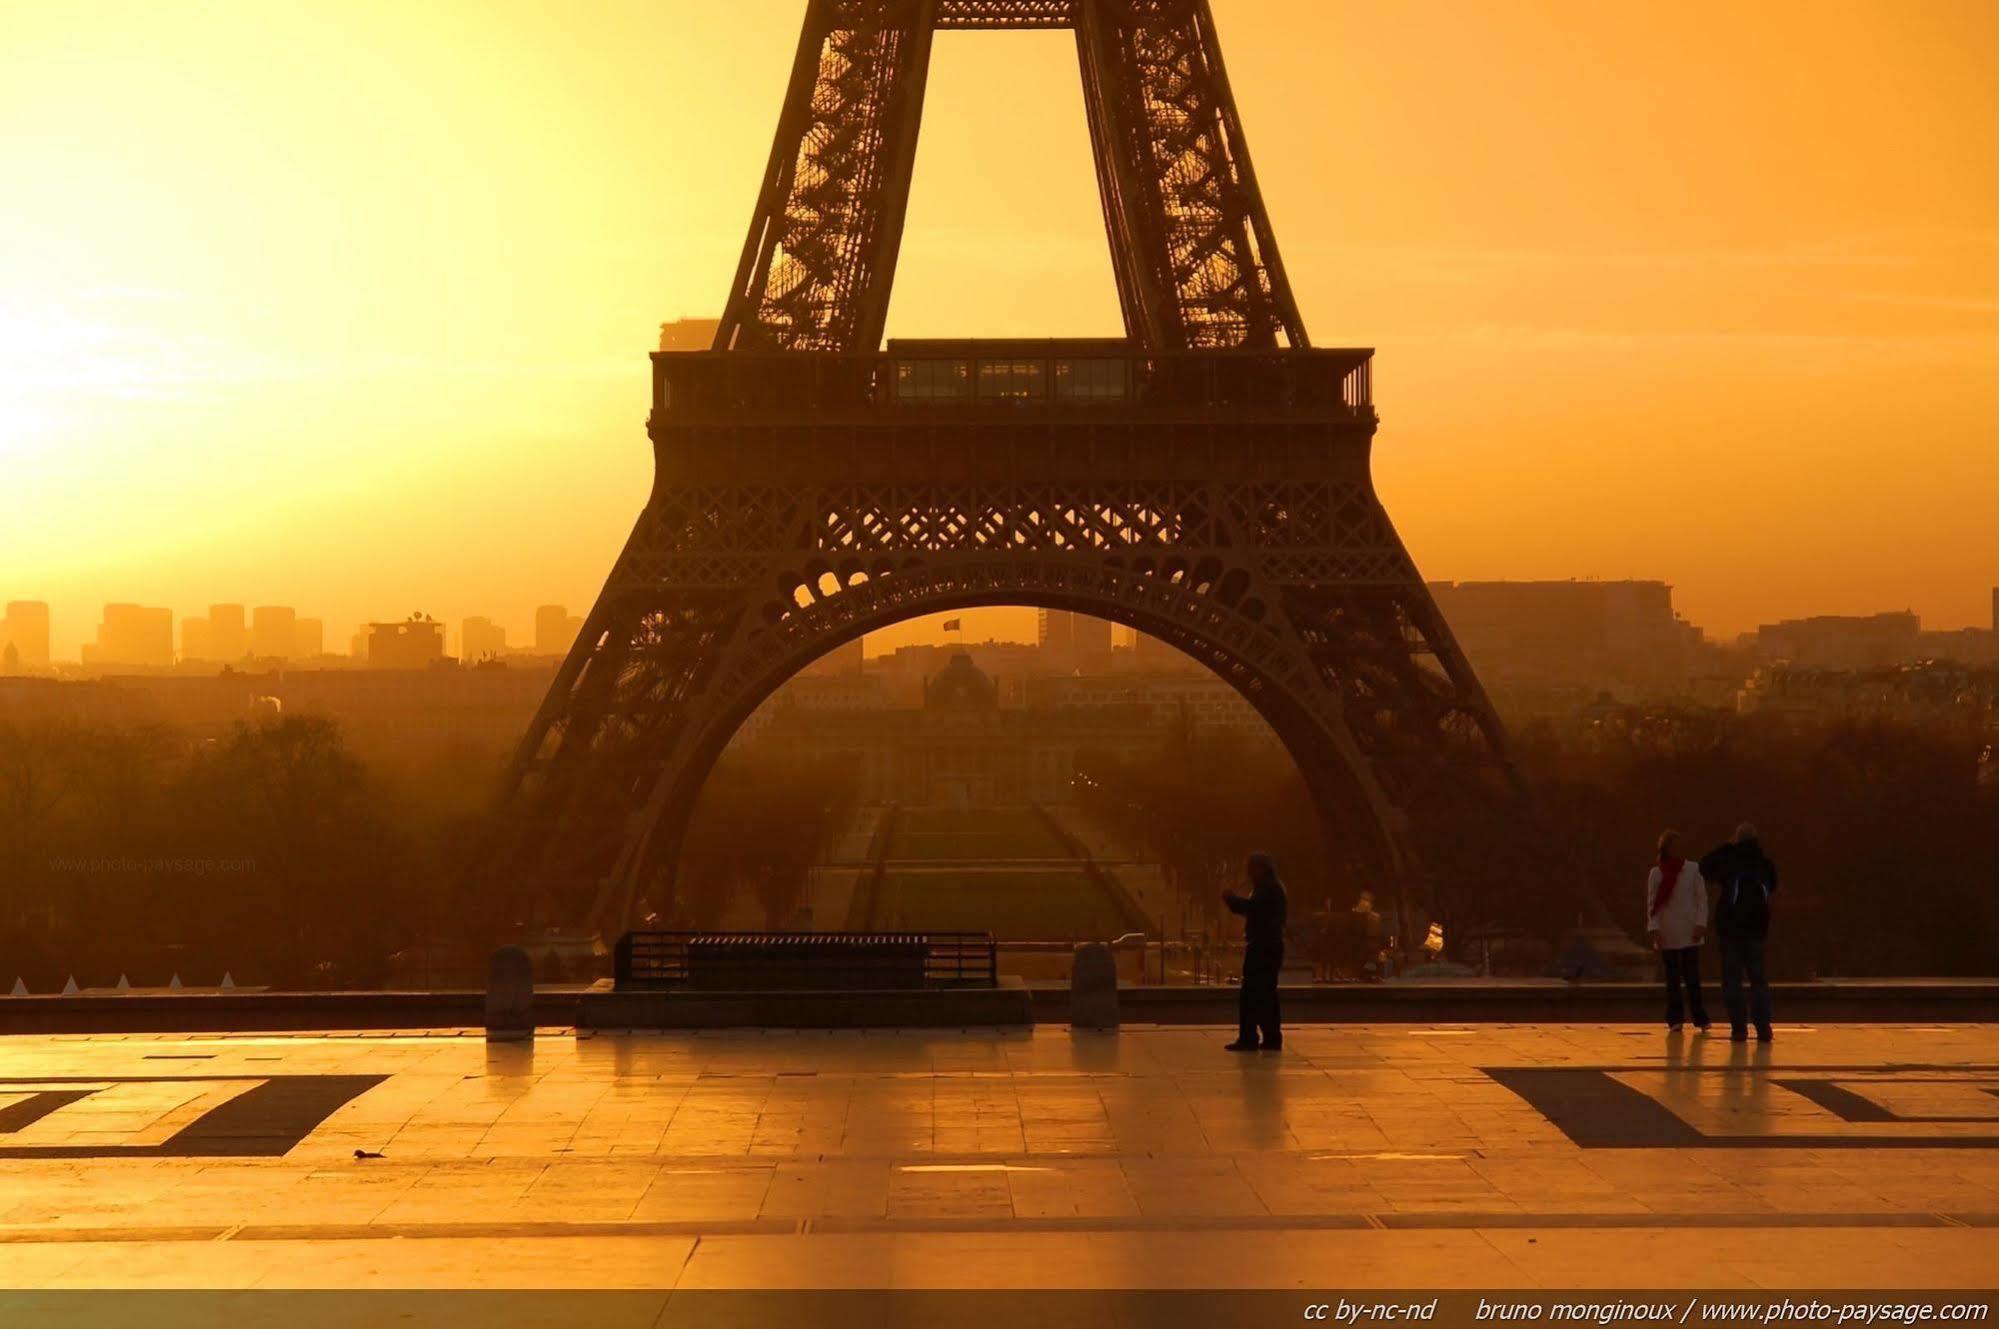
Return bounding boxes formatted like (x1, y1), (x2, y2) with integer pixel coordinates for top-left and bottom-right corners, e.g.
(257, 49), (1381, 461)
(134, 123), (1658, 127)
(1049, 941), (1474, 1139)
(3, 979), (1994, 1034)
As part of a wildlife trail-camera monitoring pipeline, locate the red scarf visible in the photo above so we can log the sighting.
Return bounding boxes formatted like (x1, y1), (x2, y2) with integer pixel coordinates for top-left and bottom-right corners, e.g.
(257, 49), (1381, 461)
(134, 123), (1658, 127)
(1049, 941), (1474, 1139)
(1651, 855), (1685, 916)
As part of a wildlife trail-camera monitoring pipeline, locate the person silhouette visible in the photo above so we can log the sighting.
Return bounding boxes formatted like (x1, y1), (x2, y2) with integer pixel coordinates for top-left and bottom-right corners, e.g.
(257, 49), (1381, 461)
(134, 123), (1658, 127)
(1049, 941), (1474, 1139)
(1700, 822), (1779, 1043)
(1222, 852), (1288, 1052)
(1646, 829), (1710, 1033)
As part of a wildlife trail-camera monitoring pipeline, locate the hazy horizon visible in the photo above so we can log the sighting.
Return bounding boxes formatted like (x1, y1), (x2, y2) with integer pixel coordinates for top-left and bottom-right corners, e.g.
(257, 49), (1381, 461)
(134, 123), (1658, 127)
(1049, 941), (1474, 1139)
(6, 0), (1996, 661)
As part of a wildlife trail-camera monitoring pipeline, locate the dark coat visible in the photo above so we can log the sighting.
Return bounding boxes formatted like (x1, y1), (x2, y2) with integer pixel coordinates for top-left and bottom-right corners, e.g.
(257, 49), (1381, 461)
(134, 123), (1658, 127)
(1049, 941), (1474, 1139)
(1225, 872), (1288, 947)
(1699, 839), (1779, 940)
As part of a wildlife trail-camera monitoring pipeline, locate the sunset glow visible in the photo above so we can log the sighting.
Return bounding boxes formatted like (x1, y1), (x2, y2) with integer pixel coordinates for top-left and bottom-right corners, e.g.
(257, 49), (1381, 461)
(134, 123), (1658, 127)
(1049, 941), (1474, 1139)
(4, 0), (1995, 658)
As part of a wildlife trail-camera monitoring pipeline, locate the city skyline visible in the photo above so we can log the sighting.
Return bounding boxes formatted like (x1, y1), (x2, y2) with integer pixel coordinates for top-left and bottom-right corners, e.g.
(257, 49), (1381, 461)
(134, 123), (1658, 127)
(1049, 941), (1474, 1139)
(8, 579), (1995, 670)
(4, 1), (1996, 662)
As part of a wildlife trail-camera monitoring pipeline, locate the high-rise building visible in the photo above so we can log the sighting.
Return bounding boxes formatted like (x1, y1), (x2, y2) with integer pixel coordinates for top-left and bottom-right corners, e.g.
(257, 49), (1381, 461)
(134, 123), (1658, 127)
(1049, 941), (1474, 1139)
(2, 601), (52, 668)
(209, 604), (248, 661)
(1036, 609), (1112, 667)
(251, 606), (297, 660)
(1748, 611), (1921, 672)
(1991, 587), (1998, 633)
(461, 616), (508, 662)
(90, 604), (174, 668)
(367, 617), (446, 670)
(1429, 580), (1698, 687)
(294, 617), (324, 658)
(181, 615), (213, 662)
(534, 604), (583, 656)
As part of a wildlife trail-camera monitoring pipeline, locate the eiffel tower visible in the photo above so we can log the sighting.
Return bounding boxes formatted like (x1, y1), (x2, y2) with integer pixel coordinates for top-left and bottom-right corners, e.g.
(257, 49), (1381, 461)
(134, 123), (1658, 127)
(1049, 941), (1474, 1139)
(496, 0), (1521, 933)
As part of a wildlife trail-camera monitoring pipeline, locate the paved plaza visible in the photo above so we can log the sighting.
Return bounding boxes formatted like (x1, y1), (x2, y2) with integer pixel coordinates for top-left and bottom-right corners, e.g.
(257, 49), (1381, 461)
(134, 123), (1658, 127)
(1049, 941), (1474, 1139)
(1, 1023), (1995, 1290)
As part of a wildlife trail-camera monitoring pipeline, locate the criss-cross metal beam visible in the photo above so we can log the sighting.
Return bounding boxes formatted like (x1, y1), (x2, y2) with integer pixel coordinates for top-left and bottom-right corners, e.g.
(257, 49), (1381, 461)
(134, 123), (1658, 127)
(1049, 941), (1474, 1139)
(715, 0), (1305, 352)
(935, 0), (1075, 27)
(716, 0), (937, 352)
(1077, 0), (1308, 348)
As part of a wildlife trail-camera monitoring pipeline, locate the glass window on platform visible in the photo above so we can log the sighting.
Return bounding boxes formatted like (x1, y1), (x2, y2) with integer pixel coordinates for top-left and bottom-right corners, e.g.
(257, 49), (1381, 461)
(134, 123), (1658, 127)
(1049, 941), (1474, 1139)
(975, 359), (1047, 400)
(893, 358), (973, 402)
(1052, 357), (1129, 401)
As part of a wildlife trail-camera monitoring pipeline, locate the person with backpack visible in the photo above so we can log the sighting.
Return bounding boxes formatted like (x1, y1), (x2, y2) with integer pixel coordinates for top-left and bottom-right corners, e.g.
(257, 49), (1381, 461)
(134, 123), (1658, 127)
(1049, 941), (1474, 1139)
(1699, 822), (1779, 1043)
(1646, 830), (1710, 1032)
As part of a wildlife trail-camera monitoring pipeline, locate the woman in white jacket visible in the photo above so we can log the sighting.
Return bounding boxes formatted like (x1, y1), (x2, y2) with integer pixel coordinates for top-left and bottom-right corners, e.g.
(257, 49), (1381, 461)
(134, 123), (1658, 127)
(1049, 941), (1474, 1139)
(1646, 830), (1710, 1032)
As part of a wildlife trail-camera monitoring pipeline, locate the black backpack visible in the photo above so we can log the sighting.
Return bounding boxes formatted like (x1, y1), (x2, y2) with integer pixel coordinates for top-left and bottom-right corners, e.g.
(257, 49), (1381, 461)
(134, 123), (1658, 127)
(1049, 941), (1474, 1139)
(1720, 856), (1774, 935)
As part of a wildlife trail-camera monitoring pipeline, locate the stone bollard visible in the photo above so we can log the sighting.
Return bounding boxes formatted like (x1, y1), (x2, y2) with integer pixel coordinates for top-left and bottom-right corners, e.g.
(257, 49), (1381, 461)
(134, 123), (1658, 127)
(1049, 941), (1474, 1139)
(485, 945), (534, 1042)
(1070, 941), (1119, 1031)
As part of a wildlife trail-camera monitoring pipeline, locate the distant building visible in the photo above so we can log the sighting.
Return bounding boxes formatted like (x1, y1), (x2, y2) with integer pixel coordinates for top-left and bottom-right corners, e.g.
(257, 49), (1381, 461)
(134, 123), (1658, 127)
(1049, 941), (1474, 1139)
(1747, 611), (1922, 672)
(658, 317), (720, 351)
(2, 601), (51, 669)
(784, 671), (890, 711)
(85, 604), (173, 668)
(1916, 627), (1999, 666)
(208, 604), (248, 661)
(741, 652), (1173, 806)
(868, 640), (1051, 707)
(533, 604), (583, 657)
(732, 651), (1288, 806)
(461, 616), (508, 662)
(1428, 580), (1701, 692)
(1037, 609), (1114, 670)
(366, 617), (446, 670)
(294, 617), (325, 658)
(251, 606), (297, 660)
(1025, 671), (1268, 738)
(181, 615), (213, 662)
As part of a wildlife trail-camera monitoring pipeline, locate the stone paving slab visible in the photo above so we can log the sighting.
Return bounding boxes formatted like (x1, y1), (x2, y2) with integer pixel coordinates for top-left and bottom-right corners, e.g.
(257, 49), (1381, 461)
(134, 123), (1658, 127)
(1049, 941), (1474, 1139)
(0, 1023), (1994, 1288)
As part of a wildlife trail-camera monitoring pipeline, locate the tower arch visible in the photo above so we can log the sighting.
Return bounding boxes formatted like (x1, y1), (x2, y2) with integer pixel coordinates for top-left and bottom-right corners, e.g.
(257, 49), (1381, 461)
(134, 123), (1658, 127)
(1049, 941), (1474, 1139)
(489, 1), (1524, 936)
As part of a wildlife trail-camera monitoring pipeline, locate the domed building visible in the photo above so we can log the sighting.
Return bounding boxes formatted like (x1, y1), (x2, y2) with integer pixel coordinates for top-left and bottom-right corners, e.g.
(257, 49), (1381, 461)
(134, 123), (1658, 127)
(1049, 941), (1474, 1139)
(924, 651), (1000, 712)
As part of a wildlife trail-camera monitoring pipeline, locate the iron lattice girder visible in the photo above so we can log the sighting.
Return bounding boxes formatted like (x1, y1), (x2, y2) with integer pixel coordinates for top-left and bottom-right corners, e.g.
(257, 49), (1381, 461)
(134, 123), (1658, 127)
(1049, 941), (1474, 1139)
(717, 0), (933, 353)
(1079, 0), (1304, 348)
(498, 451), (1517, 930)
(935, 0), (1076, 26)
(716, 0), (1305, 353)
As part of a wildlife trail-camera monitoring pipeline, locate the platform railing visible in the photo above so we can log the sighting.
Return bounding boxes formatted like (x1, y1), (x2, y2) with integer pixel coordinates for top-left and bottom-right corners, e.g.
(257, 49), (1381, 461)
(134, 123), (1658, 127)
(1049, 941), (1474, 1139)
(651, 348), (1373, 419)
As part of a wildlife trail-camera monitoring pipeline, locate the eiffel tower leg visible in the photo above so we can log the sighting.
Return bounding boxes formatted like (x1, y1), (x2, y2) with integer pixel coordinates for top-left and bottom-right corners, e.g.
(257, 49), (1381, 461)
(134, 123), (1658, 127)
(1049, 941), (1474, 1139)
(497, 513), (771, 930)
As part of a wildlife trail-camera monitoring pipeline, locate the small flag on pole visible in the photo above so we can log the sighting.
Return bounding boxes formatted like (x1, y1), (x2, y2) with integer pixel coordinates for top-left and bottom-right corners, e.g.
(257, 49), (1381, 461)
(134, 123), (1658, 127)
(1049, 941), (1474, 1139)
(942, 618), (962, 632)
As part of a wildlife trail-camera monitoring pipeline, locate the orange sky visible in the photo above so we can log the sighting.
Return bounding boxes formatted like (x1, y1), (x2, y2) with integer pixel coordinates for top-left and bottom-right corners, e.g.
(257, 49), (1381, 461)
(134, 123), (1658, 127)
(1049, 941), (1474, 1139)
(4, 0), (1996, 660)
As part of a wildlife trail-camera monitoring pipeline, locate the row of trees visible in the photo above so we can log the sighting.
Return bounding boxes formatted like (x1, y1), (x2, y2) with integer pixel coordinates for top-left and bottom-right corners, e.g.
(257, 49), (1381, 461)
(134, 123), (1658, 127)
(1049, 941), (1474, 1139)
(1516, 707), (1999, 976)
(1, 716), (421, 989)
(669, 753), (859, 929)
(1074, 723), (1338, 937)
(1074, 706), (1999, 977)
(0, 716), (858, 989)
(5, 705), (1992, 984)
